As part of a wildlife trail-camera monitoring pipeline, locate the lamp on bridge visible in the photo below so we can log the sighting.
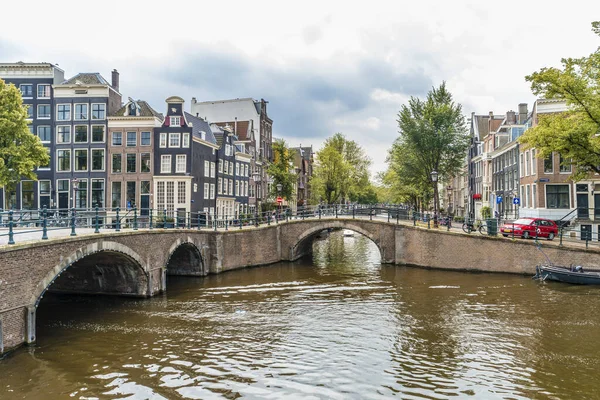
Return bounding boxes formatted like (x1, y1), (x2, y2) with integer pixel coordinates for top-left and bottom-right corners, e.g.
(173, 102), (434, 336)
(446, 185), (453, 215)
(431, 170), (438, 228)
(71, 178), (79, 210)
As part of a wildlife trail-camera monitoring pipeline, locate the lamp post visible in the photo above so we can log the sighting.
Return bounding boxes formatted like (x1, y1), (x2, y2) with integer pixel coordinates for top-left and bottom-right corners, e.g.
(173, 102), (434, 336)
(446, 185), (453, 215)
(71, 177), (79, 209)
(431, 170), (438, 228)
(253, 172), (260, 223)
(276, 183), (283, 220)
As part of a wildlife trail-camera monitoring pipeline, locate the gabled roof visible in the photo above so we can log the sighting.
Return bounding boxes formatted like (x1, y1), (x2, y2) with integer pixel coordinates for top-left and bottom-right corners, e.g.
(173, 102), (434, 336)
(61, 72), (110, 86)
(111, 99), (164, 120)
(184, 112), (216, 144)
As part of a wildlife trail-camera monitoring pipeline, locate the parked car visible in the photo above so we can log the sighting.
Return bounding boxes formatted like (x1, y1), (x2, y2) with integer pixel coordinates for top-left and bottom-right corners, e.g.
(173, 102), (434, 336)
(500, 218), (559, 240)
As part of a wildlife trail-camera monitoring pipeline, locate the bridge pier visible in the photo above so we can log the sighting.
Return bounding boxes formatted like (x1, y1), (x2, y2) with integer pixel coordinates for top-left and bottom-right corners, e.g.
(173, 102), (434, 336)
(26, 307), (36, 345)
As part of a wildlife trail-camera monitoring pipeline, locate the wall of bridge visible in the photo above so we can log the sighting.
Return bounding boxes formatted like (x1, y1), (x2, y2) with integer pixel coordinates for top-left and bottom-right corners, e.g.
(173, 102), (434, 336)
(3, 219), (600, 356)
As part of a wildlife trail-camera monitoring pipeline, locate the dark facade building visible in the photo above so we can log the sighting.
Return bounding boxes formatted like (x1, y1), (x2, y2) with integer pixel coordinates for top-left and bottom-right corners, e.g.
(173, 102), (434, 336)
(0, 62), (64, 210)
(52, 71), (122, 210)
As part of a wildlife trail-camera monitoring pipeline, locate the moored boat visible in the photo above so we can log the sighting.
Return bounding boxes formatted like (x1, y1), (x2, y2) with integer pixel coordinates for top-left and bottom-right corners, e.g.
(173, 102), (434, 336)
(534, 264), (600, 285)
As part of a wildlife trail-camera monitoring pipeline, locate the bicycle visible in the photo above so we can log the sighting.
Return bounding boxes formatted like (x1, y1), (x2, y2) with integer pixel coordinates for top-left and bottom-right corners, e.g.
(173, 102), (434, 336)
(462, 219), (475, 233)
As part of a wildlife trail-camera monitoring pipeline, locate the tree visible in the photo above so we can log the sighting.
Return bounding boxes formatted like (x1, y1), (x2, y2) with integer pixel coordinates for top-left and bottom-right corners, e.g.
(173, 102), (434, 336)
(311, 133), (371, 204)
(385, 82), (469, 212)
(519, 21), (600, 180)
(267, 139), (296, 201)
(0, 79), (49, 192)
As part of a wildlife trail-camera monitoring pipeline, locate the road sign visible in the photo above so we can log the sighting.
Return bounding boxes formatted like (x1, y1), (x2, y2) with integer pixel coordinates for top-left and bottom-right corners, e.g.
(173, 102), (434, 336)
(276, 197), (283, 204)
(496, 196), (503, 204)
(513, 198), (520, 205)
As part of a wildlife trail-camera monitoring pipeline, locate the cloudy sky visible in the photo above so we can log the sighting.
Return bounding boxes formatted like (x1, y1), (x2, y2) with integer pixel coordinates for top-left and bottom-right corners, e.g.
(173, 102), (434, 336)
(1, 0), (599, 176)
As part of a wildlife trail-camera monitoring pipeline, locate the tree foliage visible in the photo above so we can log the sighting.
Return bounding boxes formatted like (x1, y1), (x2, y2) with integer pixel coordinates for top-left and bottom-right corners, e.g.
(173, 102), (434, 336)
(0, 79), (50, 191)
(267, 139), (296, 201)
(311, 133), (371, 204)
(519, 21), (600, 180)
(383, 82), (468, 210)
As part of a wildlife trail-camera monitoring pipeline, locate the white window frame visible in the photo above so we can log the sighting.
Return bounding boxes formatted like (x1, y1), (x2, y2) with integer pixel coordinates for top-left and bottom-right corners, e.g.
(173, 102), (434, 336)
(219, 159), (223, 173)
(37, 104), (51, 120)
(112, 153), (122, 174)
(140, 131), (151, 146)
(161, 155), (171, 173)
(56, 125), (71, 144)
(74, 124), (88, 143)
(204, 183), (209, 199)
(126, 131), (137, 147)
(19, 84), (33, 98)
(37, 125), (51, 143)
(74, 148), (89, 172)
(91, 125), (106, 143)
(218, 178), (223, 194)
(170, 116), (181, 127)
(37, 84), (51, 99)
(182, 132), (190, 148)
(176, 155), (186, 173)
(112, 131), (122, 146)
(56, 104), (71, 121)
(56, 149), (71, 172)
(91, 103), (106, 120)
(169, 132), (180, 148)
(160, 132), (167, 148)
(204, 161), (210, 177)
(91, 148), (105, 172)
(210, 162), (215, 178)
(74, 103), (89, 121)
(210, 183), (215, 199)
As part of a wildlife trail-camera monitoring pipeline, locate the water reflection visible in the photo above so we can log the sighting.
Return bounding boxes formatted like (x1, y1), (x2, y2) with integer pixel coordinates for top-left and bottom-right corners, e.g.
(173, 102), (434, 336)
(1, 231), (600, 398)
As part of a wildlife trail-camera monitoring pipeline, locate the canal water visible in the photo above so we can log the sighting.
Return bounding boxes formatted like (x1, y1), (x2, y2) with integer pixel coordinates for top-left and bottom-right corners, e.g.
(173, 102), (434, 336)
(2, 231), (600, 399)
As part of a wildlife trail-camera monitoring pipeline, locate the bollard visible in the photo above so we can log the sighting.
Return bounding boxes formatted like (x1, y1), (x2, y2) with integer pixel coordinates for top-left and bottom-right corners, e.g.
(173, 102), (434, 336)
(428, 218), (430, 229)
(447, 217), (450, 231)
(94, 206), (100, 233)
(116, 207), (121, 232)
(164, 208), (167, 229)
(133, 207), (138, 230)
(335, 206), (338, 218)
(255, 213), (258, 227)
(370, 206), (373, 221)
(42, 206), (48, 240)
(319, 208), (322, 220)
(586, 237), (589, 249)
(352, 205), (355, 219)
(8, 210), (15, 245)
(225, 215), (228, 231)
(387, 210), (390, 223)
(240, 216), (243, 229)
(559, 227), (563, 246)
(70, 208), (76, 236)
(396, 209), (399, 225)
(512, 223), (515, 240)
(268, 211), (271, 225)
(150, 209), (153, 230)
(413, 212), (416, 226)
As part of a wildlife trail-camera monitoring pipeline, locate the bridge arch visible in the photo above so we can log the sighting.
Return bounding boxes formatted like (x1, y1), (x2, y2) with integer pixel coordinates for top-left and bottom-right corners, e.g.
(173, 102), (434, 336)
(165, 238), (205, 276)
(291, 221), (385, 261)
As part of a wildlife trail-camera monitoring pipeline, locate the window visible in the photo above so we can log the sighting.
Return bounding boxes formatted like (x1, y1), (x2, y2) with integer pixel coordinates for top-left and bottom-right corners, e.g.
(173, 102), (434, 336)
(74, 149), (88, 171)
(218, 178), (223, 194)
(91, 103), (106, 120)
(160, 133), (167, 148)
(112, 132), (122, 146)
(91, 179), (104, 208)
(229, 163), (233, 175)
(126, 153), (136, 173)
(176, 155), (186, 173)
(141, 153), (151, 173)
(127, 182), (136, 208)
(204, 161), (210, 177)
(526, 185), (530, 208)
(219, 159), (223, 173)
(235, 181), (239, 196)
(546, 185), (570, 209)
(169, 133), (180, 147)
(532, 184), (537, 208)
(57, 149), (71, 171)
(111, 182), (122, 208)
(204, 183), (209, 199)
(141, 131), (151, 146)
(224, 161), (229, 175)
(21, 181), (35, 209)
(57, 104), (71, 121)
(37, 104), (50, 119)
(544, 153), (553, 173)
(157, 181), (165, 211)
(91, 149), (104, 171)
(210, 162), (215, 178)
(37, 126), (51, 142)
(141, 181), (150, 194)
(178, 181), (186, 203)
(126, 131), (136, 146)
(182, 132), (190, 148)
(525, 151), (530, 176)
(229, 180), (233, 195)
(74, 125), (88, 142)
(20, 84), (33, 97)
(167, 182), (174, 211)
(559, 154), (572, 173)
(531, 149), (536, 175)
(75, 180), (88, 209)
(37, 84), (51, 98)
(210, 183), (215, 199)
(236, 163), (240, 176)
(161, 155), (171, 173)
(74, 104), (88, 120)
(170, 116), (181, 127)
(92, 126), (105, 142)
(112, 154), (122, 173)
(39, 180), (51, 209)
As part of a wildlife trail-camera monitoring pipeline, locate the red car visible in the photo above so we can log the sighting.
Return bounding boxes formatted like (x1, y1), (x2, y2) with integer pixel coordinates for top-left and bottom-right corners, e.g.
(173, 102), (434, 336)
(500, 218), (559, 240)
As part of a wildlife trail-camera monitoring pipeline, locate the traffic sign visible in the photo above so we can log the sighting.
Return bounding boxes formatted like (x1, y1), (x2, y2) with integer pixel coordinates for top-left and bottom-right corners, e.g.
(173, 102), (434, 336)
(496, 196), (503, 204)
(513, 198), (520, 205)
(276, 197), (283, 204)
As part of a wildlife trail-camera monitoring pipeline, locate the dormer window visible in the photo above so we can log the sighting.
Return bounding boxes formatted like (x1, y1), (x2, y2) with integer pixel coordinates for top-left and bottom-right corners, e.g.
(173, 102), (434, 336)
(170, 116), (181, 127)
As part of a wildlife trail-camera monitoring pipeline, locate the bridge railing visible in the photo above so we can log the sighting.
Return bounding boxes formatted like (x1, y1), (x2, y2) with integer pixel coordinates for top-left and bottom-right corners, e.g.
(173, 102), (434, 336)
(0, 204), (418, 245)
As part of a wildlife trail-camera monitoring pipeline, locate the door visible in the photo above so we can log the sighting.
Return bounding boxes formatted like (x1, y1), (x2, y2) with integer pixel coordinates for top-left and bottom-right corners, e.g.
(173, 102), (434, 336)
(581, 224), (592, 241)
(577, 194), (589, 219)
(594, 194), (600, 218)
(177, 208), (186, 228)
(58, 192), (69, 212)
(140, 195), (150, 216)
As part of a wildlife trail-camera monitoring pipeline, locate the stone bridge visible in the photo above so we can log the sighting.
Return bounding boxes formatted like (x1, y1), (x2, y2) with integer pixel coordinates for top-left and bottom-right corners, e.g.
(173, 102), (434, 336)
(3, 217), (600, 356)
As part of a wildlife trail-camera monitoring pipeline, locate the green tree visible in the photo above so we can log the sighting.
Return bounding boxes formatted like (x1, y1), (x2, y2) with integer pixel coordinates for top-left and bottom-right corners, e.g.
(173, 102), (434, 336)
(0, 79), (49, 192)
(519, 21), (600, 180)
(267, 139), (296, 201)
(311, 133), (371, 204)
(385, 82), (468, 212)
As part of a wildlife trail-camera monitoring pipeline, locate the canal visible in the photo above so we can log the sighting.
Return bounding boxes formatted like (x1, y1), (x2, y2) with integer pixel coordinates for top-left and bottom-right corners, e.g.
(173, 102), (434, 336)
(1, 230), (600, 399)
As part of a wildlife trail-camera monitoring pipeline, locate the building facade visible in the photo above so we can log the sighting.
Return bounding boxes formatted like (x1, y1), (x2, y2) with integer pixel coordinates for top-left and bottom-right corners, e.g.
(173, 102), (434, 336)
(107, 99), (163, 217)
(0, 62), (64, 210)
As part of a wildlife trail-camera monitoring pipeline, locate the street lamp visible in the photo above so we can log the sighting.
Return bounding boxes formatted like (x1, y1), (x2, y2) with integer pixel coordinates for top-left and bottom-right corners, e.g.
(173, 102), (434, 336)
(71, 177), (79, 209)
(431, 170), (438, 227)
(446, 185), (453, 215)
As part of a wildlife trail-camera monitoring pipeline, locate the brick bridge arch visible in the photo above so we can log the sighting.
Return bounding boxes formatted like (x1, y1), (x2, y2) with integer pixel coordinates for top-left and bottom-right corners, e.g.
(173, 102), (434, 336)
(164, 238), (205, 276)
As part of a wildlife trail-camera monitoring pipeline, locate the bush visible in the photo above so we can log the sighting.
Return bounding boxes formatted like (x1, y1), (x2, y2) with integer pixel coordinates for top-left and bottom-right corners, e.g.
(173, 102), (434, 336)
(481, 206), (492, 220)
(453, 216), (465, 223)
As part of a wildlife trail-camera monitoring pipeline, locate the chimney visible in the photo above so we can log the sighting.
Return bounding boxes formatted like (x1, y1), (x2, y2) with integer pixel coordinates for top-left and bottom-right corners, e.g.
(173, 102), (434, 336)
(192, 97), (197, 104)
(111, 69), (119, 92)
(506, 110), (516, 125)
(518, 103), (528, 124)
